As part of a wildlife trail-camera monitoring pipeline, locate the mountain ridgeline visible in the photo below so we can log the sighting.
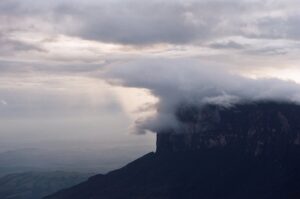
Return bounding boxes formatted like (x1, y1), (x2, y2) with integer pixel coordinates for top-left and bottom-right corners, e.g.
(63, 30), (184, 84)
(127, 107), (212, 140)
(45, 101), (300, 199)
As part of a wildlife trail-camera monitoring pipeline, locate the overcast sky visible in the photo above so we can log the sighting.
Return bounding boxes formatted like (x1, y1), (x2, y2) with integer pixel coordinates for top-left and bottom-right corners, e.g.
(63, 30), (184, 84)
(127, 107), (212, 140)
(1, 0), (300, 152)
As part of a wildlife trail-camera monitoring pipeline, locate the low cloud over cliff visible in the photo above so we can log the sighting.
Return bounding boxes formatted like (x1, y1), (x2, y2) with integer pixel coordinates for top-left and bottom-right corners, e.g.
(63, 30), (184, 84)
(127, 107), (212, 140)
(103, 58), (300, 134)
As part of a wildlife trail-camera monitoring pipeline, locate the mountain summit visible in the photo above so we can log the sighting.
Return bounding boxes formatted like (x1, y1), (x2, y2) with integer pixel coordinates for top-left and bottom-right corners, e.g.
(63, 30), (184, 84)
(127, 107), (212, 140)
(45, 102), (300, 199)
(157, 102), (300, 156)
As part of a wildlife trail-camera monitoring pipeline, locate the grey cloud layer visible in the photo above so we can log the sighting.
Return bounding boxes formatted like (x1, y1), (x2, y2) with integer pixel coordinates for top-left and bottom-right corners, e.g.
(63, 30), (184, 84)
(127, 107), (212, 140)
(57, 0), (300, 45)
(0, 35), (43, 55)
(0, 88), (121, 119)
(0, 0), (299, 152)
(1, 0), (300, 46)
(102, 58), (300, 133)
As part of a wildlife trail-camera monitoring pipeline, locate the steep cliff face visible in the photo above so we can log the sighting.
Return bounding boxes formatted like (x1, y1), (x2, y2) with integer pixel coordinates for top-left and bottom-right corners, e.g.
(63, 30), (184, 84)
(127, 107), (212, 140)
(157, 102), (300, 157)
(45, 102), (300, 199)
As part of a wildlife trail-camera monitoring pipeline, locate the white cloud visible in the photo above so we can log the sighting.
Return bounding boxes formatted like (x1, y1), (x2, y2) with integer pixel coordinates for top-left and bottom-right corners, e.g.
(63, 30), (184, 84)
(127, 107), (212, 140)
(102, 58), (300, 133)
(0, 0), (299, 150)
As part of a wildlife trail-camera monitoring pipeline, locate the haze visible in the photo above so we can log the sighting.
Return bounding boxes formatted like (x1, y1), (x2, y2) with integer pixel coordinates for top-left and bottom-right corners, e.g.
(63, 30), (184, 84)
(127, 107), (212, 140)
(1, 0), (300, 173)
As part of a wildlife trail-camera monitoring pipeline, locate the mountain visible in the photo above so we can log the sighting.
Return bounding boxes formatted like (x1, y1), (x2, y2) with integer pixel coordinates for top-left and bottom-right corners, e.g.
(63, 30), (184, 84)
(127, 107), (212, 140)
(157, 102), (300, 156)
(45, 102), (300, 199)
(0, 171), (92, 199)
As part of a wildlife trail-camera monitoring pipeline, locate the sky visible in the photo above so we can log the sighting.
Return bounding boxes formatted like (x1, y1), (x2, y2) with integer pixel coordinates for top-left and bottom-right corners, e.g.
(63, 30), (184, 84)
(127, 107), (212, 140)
(1, 0), (300, 153)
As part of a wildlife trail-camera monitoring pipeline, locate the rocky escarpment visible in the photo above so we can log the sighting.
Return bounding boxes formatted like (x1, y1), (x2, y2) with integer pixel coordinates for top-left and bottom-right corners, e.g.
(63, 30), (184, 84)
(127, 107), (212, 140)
(44, 101), (300, 199)
(157, 102), (300, 158)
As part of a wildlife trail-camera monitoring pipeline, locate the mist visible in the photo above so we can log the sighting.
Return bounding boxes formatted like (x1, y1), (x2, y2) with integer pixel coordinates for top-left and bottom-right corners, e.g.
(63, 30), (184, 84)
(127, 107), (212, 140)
(0, 0), (300, 180)
(102, 58), (300, 134)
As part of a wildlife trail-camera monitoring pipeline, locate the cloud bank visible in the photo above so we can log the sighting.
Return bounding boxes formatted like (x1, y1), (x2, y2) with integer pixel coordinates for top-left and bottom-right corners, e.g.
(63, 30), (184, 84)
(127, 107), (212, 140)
(102, 59), (300, 134)
(0, 0), (300, 152)
(2, 0), (300, 46)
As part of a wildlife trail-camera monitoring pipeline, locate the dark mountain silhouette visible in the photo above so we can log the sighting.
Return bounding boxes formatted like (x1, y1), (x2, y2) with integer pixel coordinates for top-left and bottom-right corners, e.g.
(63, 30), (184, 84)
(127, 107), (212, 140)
(45, 102), (300, 199)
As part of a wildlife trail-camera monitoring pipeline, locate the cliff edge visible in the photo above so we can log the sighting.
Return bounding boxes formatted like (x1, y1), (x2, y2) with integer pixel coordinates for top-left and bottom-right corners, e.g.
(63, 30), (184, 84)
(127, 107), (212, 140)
(44, 101), (300, 199)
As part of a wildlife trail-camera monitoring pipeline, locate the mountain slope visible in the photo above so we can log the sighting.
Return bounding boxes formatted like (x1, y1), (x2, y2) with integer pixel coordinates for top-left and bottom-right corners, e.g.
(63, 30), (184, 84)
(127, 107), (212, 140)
(44, 150), (300, 199)
(0, 171), (92, 199)
(44, 102), (300, 199)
